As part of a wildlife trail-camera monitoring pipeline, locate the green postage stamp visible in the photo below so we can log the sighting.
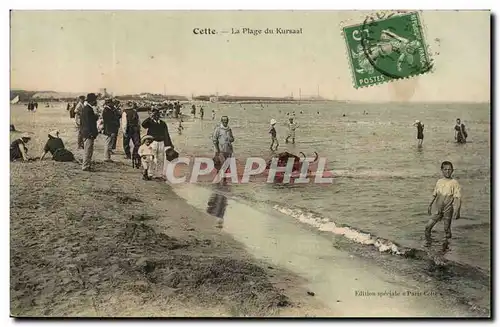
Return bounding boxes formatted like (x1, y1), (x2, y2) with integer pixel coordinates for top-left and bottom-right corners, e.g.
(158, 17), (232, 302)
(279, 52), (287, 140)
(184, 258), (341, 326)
(343, 11), (433, 89)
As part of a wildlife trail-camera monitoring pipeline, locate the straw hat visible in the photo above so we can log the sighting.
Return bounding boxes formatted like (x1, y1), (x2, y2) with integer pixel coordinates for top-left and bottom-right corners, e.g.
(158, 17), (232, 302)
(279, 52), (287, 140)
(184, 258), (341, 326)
(270, 119), (277, 125)
(48, 130), (59, 138)
(141, 135), (154, 144)
(415, 120), (420, 124)
(20, 132), (31, 140)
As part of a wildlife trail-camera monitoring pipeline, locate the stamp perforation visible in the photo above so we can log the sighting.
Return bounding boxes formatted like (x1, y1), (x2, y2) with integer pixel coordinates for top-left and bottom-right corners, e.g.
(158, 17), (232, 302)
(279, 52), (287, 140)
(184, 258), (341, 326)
(341, 10), (434, 89)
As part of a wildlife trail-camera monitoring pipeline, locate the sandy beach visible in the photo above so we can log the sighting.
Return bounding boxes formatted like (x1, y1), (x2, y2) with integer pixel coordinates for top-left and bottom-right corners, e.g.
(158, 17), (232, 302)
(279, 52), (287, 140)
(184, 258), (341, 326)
(10, 103), (333, 317)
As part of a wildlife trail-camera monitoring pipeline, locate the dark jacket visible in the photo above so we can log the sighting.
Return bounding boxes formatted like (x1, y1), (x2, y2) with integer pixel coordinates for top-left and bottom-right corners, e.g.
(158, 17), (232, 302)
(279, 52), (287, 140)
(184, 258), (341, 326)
(80, 103), (98, 139)
(102, 105), (120, 135)
(141, 117), (173, 147)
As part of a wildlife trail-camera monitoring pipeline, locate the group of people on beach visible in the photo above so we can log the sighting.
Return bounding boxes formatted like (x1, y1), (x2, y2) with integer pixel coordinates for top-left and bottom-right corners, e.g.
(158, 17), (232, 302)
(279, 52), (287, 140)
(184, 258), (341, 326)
(10, 130), (76, 163)
(268, 117), (299, 151)
(70, 93), (177, 180)
(11, 98), (469, 255)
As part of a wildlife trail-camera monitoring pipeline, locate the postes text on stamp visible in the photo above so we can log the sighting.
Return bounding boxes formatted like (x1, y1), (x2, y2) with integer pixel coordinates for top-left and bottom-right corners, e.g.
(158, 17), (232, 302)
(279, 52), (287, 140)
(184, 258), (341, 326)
(343, 12), (432, 89)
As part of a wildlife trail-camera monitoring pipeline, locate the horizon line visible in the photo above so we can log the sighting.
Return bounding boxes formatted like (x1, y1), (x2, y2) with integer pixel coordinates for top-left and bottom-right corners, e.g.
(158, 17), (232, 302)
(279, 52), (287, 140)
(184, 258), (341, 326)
(9, 88), (490, 104)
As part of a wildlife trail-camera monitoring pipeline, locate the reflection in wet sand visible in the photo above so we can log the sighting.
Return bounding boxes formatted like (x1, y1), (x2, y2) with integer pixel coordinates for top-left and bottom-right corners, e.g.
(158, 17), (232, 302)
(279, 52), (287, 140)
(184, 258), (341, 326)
(206, 184), (229, 228)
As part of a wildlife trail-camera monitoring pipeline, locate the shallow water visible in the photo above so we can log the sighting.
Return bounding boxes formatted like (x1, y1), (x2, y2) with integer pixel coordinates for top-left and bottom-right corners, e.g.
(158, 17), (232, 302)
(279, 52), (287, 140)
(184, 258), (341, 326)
(167, 101), (490, 271)
(163, 101), (490, 313)
(173, 183), (474, 317)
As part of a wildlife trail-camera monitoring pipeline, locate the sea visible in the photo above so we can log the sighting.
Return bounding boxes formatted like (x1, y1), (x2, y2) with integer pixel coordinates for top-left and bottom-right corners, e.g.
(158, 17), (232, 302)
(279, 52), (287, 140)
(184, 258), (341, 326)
(160, 101), (491, 314)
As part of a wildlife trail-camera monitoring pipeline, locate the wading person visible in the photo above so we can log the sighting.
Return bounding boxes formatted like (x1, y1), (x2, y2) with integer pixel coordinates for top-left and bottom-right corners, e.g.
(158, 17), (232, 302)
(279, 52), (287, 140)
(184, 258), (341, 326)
(10, 133), (32, 161)
(454, 118), (468, 144)
(102, 98), (120, 162)
(425, 161), (462, 252)
(212, 116), (235, 172)
(269, 119), (279, 151)
(138, 135), (155, 181)
(413, 120), (424, 147)
(141, 108), (174, 179)
(285, 117), (298, 144)
(74, 96), (85, 149)
(80, 93), (99, 171)
(200, 106), (204, 120)
(122, 101), (141, 165)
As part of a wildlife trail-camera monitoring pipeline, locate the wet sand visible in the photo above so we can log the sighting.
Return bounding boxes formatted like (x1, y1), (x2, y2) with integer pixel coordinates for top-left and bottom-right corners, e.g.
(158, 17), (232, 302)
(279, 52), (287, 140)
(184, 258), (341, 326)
(9, 104), (329, 317)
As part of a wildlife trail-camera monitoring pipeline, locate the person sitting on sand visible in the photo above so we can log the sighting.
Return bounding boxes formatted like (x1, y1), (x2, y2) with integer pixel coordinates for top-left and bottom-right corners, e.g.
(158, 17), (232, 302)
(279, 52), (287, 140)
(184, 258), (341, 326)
(39, 130), (76, 162)
(425, 161), (462, 253)
(138, 135), (155, 181)
(10, 133), (32, 162)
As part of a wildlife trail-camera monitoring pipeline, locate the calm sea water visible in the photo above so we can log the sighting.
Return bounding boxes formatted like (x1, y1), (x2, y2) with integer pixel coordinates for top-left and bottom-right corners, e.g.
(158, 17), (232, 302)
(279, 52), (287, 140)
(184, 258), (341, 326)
(166, 101), (491, 276)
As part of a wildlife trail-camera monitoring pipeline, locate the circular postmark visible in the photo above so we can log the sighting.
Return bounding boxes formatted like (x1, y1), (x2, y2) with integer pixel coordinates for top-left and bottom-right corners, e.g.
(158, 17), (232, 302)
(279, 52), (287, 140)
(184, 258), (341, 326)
(359, 11), (434, 80)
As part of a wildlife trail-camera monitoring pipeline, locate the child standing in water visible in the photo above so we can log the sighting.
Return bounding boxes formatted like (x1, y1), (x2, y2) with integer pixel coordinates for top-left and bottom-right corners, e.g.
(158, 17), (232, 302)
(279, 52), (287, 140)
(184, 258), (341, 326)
(269, 119), (279, 151)
(425, 161), (462, 252)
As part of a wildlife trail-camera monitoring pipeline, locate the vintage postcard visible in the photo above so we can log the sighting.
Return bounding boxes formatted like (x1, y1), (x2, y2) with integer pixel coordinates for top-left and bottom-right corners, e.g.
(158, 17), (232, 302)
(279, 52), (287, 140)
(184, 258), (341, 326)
(9, 10), (490, 318)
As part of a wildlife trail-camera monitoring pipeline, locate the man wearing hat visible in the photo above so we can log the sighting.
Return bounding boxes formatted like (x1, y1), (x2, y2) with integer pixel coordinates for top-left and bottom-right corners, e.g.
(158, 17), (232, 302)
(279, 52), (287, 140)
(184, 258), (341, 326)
(74, 95), (86, 149)
(121, 101), (141, 164)
(212, 116), (235, 170)
(413, 119), (424, 147)
(102, 98), (120, 162)
(80, 93), (99, 171)
(141, 108), (174, 179)
(138, 135), (155, 180)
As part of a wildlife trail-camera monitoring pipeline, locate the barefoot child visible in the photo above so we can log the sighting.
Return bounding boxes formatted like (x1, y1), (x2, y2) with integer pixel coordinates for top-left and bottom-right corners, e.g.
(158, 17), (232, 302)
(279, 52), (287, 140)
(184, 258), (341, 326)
(138, 135), (155, 180)
(425, 161), (462, 252)
(177, 121), (184, 135)
(269, 119), (279, 151)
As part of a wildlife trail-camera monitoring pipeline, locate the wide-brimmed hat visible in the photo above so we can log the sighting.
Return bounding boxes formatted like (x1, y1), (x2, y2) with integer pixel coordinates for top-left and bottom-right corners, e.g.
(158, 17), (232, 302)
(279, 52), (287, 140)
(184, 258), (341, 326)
(141, 135), (154, 144)
(20, 132), (31, 140)
(270, 119), (277, 125)
(48, 130), (59, 138)
(415, 120), (420, 124)
(86, 93), (98, 102)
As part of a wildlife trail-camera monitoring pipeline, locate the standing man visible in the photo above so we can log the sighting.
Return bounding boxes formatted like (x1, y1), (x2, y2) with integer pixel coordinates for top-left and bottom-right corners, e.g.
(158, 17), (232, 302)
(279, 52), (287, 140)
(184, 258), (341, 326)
(200, 106), (204, 120)
(212, 116), (235, 169)
(121, 101), (141, 164)
(112, 99), (122, 151)
(413, 120), (424, 147)
(141, 108), (174, 179)
(102, 98), (120, 162)
(80, 93), (99, 171)
(74, 96), (85, 149)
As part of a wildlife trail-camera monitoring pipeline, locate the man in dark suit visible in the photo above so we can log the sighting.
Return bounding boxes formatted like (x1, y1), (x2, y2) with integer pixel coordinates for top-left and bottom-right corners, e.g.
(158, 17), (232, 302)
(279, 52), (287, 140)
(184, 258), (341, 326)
(80, 93), (99, 171)
(102, 98), (120, 162)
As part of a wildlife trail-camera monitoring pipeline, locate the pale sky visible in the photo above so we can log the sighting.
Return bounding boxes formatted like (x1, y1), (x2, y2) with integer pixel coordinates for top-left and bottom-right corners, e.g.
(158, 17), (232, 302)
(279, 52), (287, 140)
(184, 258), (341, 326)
(10, 10), (490, 102)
